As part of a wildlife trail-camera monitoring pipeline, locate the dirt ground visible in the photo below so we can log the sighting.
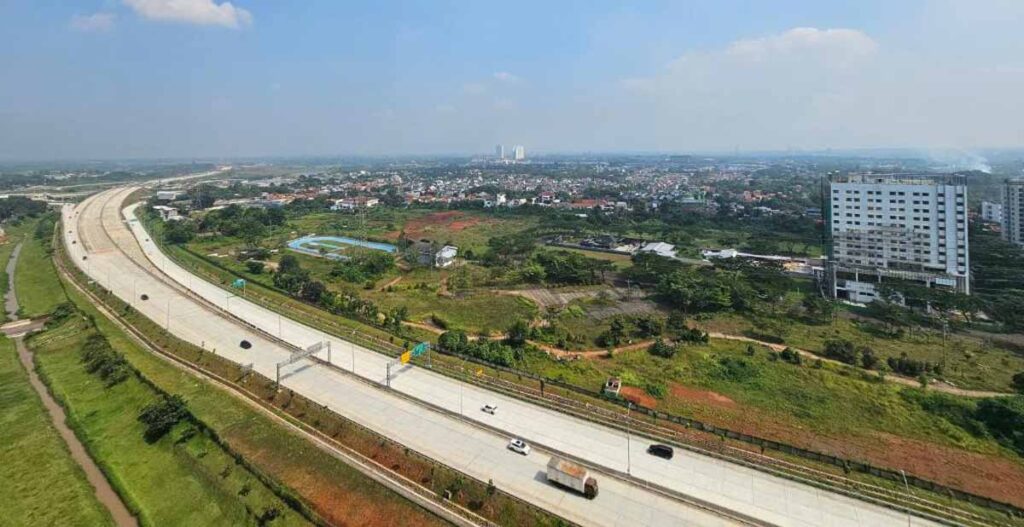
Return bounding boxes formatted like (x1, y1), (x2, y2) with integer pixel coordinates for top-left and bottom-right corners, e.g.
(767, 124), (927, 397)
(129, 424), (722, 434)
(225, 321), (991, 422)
(619, 386), (658, 408)
(670, 401), (1024, 508)
(668, 383), (736, 407)
(384, 211), (487, 241)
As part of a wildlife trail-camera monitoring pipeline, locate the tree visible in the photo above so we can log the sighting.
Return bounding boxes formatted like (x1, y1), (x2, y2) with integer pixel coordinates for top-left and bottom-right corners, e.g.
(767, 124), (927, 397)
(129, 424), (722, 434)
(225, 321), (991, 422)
(163, 220), (196, 244)
(648, 339), (677, 358)
(505, 319), (530, 347)
(138, 394), (190, 443)
(246, 260), (265, 274)
(1013, 372), (1024, 394)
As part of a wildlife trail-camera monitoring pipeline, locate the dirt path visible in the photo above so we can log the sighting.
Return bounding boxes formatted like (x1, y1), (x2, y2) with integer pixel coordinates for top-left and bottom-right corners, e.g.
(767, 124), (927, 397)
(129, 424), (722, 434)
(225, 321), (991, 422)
(6, 239), (138, 527)
(704, 331), (1010, 398)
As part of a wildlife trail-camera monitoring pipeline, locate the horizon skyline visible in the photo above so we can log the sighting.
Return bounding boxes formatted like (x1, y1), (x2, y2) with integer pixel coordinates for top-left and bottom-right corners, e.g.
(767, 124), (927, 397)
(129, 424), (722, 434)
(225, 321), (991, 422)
(3, 1), (1024, 160)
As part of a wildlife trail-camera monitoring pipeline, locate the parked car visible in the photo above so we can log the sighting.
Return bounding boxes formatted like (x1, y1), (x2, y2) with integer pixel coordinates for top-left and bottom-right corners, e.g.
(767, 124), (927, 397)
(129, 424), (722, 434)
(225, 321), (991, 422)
(481, 404), (497, 415)
(508, 438), (531, 455)
(647, 444), (674, 460)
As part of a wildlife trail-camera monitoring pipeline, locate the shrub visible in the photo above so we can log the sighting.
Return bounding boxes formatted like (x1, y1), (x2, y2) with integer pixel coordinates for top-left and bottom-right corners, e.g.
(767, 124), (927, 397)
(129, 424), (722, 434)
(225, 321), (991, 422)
(245, 260), (265, 274)
(138, 394), (190, 443)
(1013, 372), (1024, 394)
(648, 339), (677, 358)
(644, 381), (667, 399)
(779, 347), (802, 365)
(80, 334), (131, 387)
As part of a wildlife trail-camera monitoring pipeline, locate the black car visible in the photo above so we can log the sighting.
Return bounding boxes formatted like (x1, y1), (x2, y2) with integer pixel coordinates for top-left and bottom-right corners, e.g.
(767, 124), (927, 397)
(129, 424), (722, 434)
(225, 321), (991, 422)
(647, 444), (674, 459)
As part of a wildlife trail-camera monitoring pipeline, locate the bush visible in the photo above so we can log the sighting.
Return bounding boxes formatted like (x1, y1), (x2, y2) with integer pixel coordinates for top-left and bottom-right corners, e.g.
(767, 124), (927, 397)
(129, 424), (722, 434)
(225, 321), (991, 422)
(80, 334), (131, 387)
(1013, 372), (1024, 394)
(245, 260), (265, 274)
(975, 396), (1024, 455)
(138, 394), (190, 443)
(644, 381), (667, 399)
(779, 347), (802, 365)
(648, 339), (677, 358)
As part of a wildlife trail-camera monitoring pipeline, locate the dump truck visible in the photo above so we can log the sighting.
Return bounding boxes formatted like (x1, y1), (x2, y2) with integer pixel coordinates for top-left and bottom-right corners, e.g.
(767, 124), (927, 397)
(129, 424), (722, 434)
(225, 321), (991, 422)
(546, 457), (598, 499)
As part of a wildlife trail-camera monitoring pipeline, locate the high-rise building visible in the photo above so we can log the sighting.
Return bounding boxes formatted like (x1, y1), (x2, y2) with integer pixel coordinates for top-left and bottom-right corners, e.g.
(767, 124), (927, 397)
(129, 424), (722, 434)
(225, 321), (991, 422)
(512, 145), (525, 161)
(495, 144), (505, 159)
(981, 201), (1003, 223)
(1003, 179), (1024, 247)
(826, 173), (969, 303)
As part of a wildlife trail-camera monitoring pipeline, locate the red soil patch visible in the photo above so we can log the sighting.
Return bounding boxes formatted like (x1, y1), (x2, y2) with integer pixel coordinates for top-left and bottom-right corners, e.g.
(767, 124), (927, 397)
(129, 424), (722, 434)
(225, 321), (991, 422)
(669, 383), (735, 407)
(674, 402), (1024, 508)
(619, 386), (658, 408)
(405, 212), (485, 238)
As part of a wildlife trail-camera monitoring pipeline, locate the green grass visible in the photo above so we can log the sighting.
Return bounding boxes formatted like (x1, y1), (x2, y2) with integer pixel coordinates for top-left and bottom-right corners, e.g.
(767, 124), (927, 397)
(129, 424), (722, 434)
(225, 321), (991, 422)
(29, 318), (311, 527)
(14, 221), (65, 318)
(57, 250), (449, 527)
(696, 309), (1024, 392)
(525, 337), (1014, 456)
(0, 337), (114, 527)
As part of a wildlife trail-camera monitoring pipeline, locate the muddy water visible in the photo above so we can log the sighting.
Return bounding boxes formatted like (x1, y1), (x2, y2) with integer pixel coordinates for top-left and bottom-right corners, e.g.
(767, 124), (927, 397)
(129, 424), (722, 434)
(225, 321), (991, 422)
(7, 240), (138, 526)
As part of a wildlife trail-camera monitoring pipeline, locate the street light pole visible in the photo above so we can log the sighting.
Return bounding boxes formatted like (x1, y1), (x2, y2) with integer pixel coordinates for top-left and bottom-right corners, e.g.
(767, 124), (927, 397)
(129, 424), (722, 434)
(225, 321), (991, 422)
(626, 402), (632, 476)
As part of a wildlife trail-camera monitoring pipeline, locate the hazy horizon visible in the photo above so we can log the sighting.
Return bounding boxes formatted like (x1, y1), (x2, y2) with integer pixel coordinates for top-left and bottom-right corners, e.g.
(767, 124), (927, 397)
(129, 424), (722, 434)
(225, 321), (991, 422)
(3, 1), (1024, 160)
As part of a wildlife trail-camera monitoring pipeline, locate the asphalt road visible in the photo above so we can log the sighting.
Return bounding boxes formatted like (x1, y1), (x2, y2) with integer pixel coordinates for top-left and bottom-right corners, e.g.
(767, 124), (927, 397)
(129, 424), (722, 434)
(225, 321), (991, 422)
(65, 186), (942, 527)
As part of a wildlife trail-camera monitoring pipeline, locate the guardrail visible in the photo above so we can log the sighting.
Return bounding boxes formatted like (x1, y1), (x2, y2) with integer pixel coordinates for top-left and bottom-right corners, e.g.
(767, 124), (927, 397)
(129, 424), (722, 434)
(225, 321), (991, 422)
(147, 212), (1020, 527)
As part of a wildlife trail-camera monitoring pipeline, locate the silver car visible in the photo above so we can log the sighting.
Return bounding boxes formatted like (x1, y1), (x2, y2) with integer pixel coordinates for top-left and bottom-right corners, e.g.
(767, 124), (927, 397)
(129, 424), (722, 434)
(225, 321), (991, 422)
(508, 438), (531, 455)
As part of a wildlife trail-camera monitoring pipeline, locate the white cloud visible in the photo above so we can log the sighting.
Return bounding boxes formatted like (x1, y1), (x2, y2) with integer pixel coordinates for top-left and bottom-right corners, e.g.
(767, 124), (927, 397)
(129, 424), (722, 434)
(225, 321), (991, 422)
(70, 13), (116, 32)
(123, 0), (252, 28)
(493, 71), (520, 82)
(724, 27), (877, 63)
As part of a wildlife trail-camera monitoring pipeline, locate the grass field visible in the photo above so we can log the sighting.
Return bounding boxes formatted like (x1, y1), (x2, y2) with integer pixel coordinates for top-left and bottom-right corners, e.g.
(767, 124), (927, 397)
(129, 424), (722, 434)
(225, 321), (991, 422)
(14, 219), (65, 318)
(522, 336), (1024, 504)
(695, 309), (1024, 392)
(30, 316), (313, 527)
(0, 337), (114, 527)
(57, 250), (449, 526)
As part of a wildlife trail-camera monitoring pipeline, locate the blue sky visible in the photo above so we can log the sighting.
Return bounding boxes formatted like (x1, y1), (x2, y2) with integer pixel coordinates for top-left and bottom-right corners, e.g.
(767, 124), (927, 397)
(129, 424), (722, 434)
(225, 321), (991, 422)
(1, 1), (1023, 159)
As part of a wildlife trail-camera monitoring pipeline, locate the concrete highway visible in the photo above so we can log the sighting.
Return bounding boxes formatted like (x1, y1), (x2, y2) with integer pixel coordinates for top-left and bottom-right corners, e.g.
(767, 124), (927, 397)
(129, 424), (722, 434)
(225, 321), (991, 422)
(65, 186), (942, 527)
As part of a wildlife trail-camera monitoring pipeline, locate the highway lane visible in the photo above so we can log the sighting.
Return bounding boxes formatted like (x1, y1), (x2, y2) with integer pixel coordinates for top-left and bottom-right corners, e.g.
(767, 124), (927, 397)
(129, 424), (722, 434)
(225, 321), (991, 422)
(76, 186), (942, 527)
(66, 188), (744, 527)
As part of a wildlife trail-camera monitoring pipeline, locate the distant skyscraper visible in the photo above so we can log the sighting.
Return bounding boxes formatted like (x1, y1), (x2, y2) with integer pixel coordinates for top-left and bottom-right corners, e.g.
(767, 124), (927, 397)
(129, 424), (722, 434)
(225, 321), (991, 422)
(981, 201), (1003, 223)
(827, 173), (969, 302)
(495, 144), (504, 159)
(513, 145), (525, 161)
(1003, 179), (1024, 247)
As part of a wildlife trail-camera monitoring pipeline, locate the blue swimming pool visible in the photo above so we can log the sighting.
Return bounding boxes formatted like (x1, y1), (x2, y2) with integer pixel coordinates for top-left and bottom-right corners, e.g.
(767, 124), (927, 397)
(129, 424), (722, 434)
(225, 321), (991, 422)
(287, 235), (397, 260)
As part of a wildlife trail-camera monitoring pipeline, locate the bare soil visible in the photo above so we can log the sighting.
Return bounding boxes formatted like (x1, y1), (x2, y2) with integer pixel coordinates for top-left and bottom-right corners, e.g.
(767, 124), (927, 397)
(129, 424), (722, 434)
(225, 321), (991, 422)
(668, 383), (736, 407)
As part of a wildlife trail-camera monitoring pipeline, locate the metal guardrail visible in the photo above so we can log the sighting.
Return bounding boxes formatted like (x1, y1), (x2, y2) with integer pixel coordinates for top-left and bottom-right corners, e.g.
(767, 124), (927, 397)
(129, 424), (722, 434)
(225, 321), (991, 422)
(146, 210), (1017, 527)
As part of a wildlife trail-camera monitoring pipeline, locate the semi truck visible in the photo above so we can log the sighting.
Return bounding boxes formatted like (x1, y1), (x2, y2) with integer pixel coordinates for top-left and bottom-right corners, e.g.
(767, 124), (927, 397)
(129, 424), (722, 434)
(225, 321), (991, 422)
(546, 457), (599, 499)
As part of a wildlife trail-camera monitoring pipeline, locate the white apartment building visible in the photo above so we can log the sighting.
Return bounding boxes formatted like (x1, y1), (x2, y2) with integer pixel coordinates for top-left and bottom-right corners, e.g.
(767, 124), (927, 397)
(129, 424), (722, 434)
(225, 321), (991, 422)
(512, 145), (525, 161)
(981, 201), (1003, 223)
(495, 144), (505, 159)
(1003, 179), (1024, 247)
(827, 173), (969, 303)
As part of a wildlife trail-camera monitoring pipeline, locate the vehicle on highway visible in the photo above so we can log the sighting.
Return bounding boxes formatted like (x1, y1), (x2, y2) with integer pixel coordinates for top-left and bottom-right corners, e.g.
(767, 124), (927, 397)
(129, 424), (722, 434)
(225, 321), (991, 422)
(546, 457), (598, 499)
(507, 438), (531, 455)
(481, 404), (497, 414)
(647, 444), (674, 460)
(239, 340), (252, 349)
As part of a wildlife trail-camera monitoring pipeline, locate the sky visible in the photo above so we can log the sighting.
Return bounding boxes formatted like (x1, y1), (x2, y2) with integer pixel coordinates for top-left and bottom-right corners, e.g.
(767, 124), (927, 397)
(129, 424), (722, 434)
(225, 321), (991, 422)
(2, 0), (1024, 160)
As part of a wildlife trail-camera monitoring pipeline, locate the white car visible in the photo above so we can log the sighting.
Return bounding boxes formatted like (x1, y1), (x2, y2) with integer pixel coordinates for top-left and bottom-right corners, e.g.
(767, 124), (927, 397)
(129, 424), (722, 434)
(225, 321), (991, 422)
(481, 404), (498, 415)
(507, 438), (531, 455)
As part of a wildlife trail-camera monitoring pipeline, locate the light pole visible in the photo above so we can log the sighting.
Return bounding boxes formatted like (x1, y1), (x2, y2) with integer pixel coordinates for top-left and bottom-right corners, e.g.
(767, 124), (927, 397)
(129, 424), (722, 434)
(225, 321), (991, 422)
(626, 402), (633, 476)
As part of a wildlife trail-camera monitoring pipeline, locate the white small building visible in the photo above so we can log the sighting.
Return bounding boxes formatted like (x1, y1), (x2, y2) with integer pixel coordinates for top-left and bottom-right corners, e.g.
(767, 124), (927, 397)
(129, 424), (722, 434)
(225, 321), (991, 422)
(435, 245), (458, 268)
(981, 201), (1003, 223)
(330, 197), (379, 211)
(156, 190), (185, 201)
(152, 205), (182, 221)
(639, 242), (677, 259)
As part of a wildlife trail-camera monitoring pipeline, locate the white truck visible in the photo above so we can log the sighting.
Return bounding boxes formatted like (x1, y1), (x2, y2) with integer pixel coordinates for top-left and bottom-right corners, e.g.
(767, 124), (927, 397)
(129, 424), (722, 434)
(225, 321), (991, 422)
(546, 457), (599, 499)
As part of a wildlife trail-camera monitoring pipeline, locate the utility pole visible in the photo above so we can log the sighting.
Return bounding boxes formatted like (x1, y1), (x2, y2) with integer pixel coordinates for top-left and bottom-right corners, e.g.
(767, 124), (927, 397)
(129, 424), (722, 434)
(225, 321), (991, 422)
(626, 402), (632, 475)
